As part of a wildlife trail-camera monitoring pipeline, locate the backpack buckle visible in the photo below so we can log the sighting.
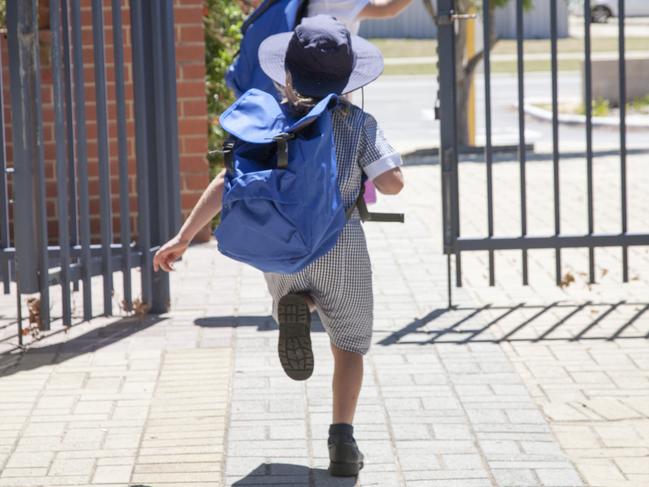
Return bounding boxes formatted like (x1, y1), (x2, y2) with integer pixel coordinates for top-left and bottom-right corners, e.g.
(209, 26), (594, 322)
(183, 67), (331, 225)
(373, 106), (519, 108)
(273, 132), (295, 169)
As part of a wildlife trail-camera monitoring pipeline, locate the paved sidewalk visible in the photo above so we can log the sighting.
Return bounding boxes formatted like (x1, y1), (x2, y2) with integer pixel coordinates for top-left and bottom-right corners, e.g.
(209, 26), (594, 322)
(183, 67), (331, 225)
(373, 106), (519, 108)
(1, 157), (648, 486)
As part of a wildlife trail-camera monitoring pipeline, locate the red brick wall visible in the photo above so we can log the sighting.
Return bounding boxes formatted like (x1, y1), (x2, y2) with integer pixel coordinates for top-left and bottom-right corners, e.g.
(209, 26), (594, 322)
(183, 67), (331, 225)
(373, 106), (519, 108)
(1, 0), (211, 245)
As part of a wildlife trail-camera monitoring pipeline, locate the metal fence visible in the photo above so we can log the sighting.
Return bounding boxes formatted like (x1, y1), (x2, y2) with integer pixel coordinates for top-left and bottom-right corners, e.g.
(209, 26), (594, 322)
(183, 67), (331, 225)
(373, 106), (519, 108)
(437, 0), (649, 306)
(1, 0), (181, 341)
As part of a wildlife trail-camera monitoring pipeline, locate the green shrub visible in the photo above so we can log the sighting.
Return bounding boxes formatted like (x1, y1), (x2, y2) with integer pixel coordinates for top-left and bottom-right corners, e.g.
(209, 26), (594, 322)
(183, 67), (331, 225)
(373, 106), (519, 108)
(579, 97), (610, 117)
(204, 0), (245, 177)
(629, 94), (649, 113)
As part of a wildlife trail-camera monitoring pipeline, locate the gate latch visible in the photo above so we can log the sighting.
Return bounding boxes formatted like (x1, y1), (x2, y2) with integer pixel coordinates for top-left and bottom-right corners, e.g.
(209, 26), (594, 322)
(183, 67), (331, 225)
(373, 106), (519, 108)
(437, 12), (478, 25)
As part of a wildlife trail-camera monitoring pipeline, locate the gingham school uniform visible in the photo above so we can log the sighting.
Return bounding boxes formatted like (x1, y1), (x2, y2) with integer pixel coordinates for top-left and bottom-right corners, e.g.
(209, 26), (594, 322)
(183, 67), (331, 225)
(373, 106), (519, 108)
(264, 104), (402, 355)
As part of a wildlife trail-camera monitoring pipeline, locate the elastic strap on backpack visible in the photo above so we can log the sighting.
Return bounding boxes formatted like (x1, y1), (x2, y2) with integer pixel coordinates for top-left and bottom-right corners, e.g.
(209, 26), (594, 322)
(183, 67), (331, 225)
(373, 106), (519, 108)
(222, 136), (236, 174)
(207, 136), (237, 175)
(346, 181), (405, 223)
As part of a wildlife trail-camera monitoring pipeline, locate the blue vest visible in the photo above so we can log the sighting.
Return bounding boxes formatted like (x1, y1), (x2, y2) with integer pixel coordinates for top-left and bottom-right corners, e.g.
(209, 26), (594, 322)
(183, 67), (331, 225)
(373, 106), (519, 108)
(226, 0), (308, 98)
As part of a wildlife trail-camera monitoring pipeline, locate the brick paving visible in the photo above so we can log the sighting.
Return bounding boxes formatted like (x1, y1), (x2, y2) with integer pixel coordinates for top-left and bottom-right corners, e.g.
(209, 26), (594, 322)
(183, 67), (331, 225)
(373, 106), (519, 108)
(1, 154), (648, 486)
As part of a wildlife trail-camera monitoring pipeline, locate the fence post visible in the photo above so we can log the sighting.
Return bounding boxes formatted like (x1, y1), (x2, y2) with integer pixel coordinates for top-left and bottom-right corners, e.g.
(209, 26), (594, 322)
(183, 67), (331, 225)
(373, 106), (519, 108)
(0, 44), (11, 295)
(6, 0), (50, 327)
(437, 0), (460, 307)
(131, 0), (181, 314)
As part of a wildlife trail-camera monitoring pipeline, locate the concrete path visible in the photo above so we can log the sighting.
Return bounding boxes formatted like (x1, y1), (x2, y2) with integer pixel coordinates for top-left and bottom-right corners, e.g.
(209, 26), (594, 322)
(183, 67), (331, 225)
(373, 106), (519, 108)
(2, 152), (648, 486)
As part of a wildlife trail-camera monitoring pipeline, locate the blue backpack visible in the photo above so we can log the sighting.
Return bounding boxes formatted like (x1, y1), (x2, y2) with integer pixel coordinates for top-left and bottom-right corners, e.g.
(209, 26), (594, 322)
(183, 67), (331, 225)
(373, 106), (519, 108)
(215, 88), (345, 273)
(226, 0), (309, 98)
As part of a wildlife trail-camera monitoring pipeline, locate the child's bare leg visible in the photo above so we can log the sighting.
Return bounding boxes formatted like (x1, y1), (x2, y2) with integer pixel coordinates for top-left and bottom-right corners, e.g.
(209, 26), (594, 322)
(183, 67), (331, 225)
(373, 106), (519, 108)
(302, 294), (316, 313)
(330, 343), (363, 424)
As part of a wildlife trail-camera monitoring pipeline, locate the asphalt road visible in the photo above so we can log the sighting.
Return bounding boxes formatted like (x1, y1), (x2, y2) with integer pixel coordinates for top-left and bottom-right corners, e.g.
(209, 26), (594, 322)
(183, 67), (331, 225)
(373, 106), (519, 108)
(364, 72), (649, 155)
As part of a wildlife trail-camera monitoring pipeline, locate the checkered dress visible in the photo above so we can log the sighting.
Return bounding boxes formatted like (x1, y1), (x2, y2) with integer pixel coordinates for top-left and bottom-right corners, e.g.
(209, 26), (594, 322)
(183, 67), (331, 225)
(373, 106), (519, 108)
(264, 104), (401, 355)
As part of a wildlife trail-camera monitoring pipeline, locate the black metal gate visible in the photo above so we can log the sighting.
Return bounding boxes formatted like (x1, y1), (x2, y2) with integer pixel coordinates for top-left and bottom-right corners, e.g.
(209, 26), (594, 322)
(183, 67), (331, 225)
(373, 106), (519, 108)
(437, 0), (649, 306)
(1, 0), (181, 341)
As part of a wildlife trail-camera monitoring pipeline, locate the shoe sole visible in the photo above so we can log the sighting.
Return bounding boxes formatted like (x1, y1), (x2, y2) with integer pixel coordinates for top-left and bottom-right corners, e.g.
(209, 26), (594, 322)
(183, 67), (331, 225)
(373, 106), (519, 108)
(328, 459), (364, 477)
(277, 294), (313, 381)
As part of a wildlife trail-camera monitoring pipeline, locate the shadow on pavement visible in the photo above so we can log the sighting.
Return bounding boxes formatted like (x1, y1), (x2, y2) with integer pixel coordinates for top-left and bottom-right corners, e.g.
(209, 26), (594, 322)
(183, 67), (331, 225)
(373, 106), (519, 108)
(231, 463), (357, 487)
(378, 301), (649, 345)
(195, 314), (326, 333)
(0, 315), (164, 378)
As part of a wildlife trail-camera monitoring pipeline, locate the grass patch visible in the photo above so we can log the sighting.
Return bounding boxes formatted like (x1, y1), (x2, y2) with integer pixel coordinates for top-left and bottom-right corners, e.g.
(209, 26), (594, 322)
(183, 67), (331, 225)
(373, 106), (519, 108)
(534, 95), (649, 117)
(382, 59), (582, 76)
(370, 37), (649, 59)
(490, 59), (582, 73)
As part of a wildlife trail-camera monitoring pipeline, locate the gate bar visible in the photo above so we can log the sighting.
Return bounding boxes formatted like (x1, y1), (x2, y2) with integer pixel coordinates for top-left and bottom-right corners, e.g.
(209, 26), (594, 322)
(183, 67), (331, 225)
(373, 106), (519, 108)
(161, 0), (183, 235)
(0, 45), (10, 294)
(150, 1), (171, 246)
(436, 0), (460, 306)
(456, 233), (649, 251)
(32, 0), (52, 330)
(91, 0), (114, 316)
(583, 1), (595, 284)
(515, 0), (528, 285)
(130, 0), (154, 307)
(61, 0), (80, 292)
(111, 0), (133, 310)
(6, 1), (39, 295)
(618, 0), (628, 282)
(483, 0), (495, 286)
(146, 0), (172, 313)
(550, 0), (562, 285)
(50, 0), (73, 326)
(70, 0), (93, 321)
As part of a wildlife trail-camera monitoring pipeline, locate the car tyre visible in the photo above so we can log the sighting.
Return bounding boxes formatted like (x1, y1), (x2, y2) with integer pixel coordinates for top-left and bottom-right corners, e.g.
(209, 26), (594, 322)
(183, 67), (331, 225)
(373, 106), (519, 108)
(591, 5), (611, 23)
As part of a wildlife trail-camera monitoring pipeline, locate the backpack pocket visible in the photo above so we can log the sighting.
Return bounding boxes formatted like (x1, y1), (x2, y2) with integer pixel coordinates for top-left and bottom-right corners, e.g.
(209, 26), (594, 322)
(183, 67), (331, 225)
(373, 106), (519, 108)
(216, 169), (309, 272)
(222, 168), (298, 206)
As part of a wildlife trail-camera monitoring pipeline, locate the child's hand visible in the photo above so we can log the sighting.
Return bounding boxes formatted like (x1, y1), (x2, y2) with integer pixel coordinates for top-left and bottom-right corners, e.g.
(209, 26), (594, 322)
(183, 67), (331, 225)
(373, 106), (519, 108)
(153, 235), (190, 272)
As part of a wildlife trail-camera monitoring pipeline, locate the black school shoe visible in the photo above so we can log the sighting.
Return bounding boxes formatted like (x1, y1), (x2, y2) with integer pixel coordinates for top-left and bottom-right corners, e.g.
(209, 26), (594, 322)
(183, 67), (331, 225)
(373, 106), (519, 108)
(328, 424), (365, 477)
(277, 294), (314, 381)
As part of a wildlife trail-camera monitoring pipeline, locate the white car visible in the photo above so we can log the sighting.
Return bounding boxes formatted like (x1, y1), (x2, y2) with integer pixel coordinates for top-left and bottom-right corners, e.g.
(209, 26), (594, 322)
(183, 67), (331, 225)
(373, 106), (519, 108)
(591, 0), (649, 23)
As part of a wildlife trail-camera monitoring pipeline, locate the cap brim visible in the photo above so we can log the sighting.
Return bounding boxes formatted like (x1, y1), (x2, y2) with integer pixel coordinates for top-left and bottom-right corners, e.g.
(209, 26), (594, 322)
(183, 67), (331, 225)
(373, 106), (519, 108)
(258, 33), (384, 97)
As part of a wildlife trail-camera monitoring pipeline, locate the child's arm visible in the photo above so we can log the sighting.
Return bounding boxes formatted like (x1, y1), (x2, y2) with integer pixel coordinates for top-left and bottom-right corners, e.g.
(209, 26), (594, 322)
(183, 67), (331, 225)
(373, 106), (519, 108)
(373, 167), (404, 195)
(360, 0), (413, 19)
(359, 112), (405, 196)
(153, 169), (226, 272)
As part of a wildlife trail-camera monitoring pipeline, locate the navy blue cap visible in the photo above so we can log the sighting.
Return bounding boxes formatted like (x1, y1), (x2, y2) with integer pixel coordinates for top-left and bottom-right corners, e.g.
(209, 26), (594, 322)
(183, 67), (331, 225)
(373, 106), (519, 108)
(259, 15), (384, 98)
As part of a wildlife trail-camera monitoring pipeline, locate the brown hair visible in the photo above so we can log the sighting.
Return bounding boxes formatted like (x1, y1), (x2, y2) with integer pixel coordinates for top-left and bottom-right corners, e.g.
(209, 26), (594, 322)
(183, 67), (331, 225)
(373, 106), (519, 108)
(278, 71), (319, 116)
(278, 71), (352, 117)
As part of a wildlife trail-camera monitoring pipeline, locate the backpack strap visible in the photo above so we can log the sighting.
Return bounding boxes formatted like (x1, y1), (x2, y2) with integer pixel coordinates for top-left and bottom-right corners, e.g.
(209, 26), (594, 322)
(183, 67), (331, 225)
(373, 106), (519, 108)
(241, 0), (310, 35)
(346, 181), (405, 223)
(241, 0), (279, 34)
(295, 0), (310, 25)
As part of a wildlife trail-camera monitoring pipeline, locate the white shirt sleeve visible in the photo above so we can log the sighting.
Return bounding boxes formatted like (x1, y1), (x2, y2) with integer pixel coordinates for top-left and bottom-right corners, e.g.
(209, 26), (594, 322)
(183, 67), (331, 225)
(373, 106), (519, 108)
(363, 152), (403, 180)
(358, 112), (403, 180)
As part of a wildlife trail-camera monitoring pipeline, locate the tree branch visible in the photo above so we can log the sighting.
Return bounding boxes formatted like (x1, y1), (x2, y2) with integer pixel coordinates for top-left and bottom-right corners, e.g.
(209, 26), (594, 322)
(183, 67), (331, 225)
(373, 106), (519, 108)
(421, 0), (437, 26)
(461, 0), (500, 77)
(464, 50), (484, 77)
